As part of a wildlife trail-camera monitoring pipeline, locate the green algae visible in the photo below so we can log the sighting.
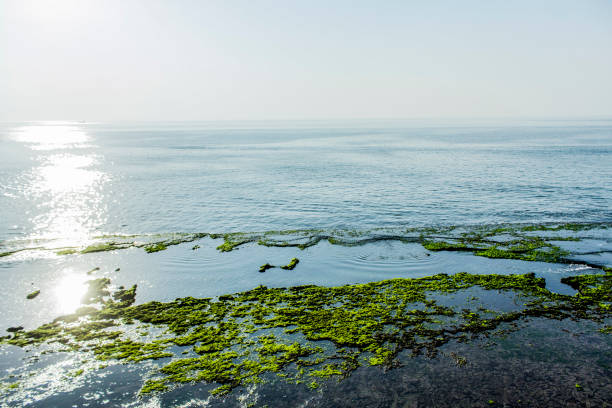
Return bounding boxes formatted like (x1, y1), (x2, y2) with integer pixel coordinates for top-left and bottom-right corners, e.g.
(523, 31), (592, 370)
(421, 229), (588, 265)
(71, 369), (84, 377)
(142, 234), (208, 253)
(259, 263), (274, 273)
(213, 229), (417, 253)
(216, 242), (237, 252)
(2, 382), (19, 390)
(3, 267), (611, 398)
(81, 243), (124, 254)
(26, 290), (40, 300)
(56, 248), (77, 255)
(0, 247), (42, 258)
(4, 222), (610, 263)
(54, 233), (211, 256)
(422, 241), (472, 252)
(94, 339), (173, 362)
(2, 225), (610, 399)
(280, 258), (300, 270)
(207, 222), (610, 264)
(216, 234), (252, 252)
(144, 243), (168, 253)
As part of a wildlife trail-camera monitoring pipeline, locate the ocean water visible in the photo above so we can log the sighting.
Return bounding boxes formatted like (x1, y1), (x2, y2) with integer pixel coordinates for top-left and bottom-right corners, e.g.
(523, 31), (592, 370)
(1, 119), (612, 243)
(1, 119), (611, 407)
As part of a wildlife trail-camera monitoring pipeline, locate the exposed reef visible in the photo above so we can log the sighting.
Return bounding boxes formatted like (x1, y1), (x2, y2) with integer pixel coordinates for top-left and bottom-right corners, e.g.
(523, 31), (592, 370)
(1, 222), (611, 401)
(144, 243), (167, 253)
(45, 233), (209, 257)
(258, 258), (300, 272)
(2, 223), (610, 263)
(258, 263), (274, 273)
(419, 223), (596, 265)
(2, 266), (610, 398)
(26, 290), (40, 300)
(280, 258), (300, 270)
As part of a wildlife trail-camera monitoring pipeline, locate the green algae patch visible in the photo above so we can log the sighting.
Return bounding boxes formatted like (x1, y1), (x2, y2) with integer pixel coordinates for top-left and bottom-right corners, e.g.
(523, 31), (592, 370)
(54, 233), (210, 256)
(141, 234), (208, 253)
(280, 258), (300, 270)
(0, 247), (43, 258)
(71, 369), (84, 377)
(94, 339), (173, 362)
(205, 222), (611, 267)
(5, 222), (611, 262)
(215, 234), (252, 252)
(56, 248), (78, 255)
(216, 241), (237, 252)
(259, 263), (274, 273)
(422, 241), (472, 252)
(26, 290), (40, 300)
(1, 382), (19, 390)
(418, 225), (602, 266)
(3, 268), (611, 398)
(81, 243), (124, 254)
(144, 243), (168, 253)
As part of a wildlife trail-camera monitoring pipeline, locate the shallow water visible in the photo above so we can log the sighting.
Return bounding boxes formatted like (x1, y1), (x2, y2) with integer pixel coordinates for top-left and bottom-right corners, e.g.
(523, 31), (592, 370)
(1, 120), (611, 407)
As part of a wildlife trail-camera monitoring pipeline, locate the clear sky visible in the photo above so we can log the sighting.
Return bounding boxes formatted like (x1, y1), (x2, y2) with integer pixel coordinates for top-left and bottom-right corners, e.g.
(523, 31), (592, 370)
(1, 0), (611, 121)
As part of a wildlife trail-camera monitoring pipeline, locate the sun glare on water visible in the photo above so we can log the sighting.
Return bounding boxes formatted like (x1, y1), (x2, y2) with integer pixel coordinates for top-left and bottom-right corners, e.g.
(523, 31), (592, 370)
(10, 123), (109, 248)
(11, 124), (91, 151)
(53, 272), (89, 315)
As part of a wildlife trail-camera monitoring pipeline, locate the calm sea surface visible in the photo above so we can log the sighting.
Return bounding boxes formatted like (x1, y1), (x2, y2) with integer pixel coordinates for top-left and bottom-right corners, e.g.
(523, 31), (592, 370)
(1, 119), (612, 244)
(1, 120), (611, 407)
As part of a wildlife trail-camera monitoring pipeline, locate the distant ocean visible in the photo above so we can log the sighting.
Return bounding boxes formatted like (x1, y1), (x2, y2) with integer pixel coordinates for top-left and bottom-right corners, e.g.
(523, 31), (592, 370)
(1, 119), (611, 244)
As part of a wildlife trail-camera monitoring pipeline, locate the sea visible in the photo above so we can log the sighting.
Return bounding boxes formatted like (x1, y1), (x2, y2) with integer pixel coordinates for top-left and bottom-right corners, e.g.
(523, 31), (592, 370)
(0, 119), (611, 407)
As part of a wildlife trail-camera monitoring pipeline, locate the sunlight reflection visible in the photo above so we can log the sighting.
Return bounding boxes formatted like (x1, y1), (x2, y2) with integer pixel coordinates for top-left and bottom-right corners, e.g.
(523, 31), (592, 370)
(38, 154), (101, 192)
(29, 153), (107, 243)
(11, 124), (91, 150)
(53, 272), (89, 315)
(13, 123), (109, 247)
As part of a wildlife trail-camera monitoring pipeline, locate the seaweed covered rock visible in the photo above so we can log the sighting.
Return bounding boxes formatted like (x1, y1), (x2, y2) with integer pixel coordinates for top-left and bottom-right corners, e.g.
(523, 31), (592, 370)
(259, 263), (274, 273)
(3, 269), (611, 397)
(26, 290), (40, 300)
(280, 258), (300, 270)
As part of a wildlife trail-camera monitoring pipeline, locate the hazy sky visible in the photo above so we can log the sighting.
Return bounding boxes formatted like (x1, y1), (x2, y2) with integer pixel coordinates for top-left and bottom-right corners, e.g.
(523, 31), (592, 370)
(1, 0), (611, 121)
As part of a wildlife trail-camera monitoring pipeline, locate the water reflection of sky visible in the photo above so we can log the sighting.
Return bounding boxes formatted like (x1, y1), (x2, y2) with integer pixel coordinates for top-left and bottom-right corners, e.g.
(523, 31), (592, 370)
(9, 123), (108, 247)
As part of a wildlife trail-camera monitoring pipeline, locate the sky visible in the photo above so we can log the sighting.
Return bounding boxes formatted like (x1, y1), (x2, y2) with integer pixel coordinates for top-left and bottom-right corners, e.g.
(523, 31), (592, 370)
(1, 0), (612, 121)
